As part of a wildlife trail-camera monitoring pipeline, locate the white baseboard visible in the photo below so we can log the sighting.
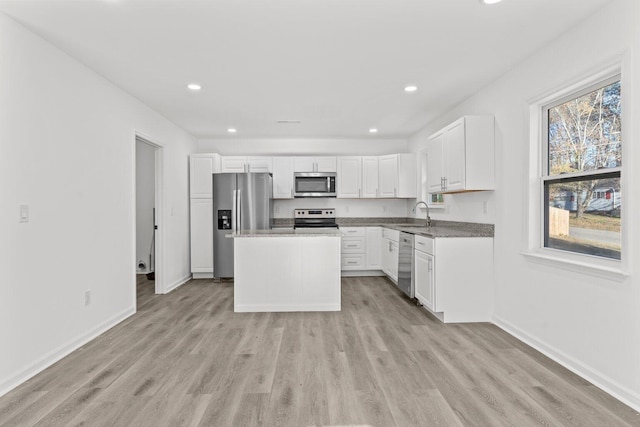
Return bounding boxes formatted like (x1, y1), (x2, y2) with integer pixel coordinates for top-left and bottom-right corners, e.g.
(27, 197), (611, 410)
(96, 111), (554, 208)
(234, 303), (341, 312)
(493, 315), (640, 413)
(341, 270), (385, 277)
(163, 274), (192, 294)
(192, 273), (214, 279)
(0, 307), (135, 398)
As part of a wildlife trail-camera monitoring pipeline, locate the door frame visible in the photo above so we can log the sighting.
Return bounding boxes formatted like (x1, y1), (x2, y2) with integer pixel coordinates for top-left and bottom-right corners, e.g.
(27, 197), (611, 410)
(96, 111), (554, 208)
(133, 131), (164, 296)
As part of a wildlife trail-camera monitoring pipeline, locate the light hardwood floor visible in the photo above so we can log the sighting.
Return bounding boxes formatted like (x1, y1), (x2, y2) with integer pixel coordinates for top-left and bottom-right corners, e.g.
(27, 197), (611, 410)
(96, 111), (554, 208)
(1, 275), (638, 426)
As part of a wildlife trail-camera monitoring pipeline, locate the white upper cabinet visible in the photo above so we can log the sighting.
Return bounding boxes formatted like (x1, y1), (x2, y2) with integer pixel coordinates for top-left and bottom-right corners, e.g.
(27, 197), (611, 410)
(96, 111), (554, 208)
(378, 154), (416, 198)
(293, 156), (337, 172)
(426, 115), (494, 194)
(361, 156), (379, 198)
(247, 157), (272, 172)
(272, 157), (294, 199)
(190, 153), (221, 198)
(220, 156), (272, 173)
(337, 157), (362, 198)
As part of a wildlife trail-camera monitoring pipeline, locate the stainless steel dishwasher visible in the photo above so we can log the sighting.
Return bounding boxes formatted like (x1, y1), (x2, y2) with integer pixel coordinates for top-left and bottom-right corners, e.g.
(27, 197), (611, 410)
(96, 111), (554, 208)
(397, 232), (414, 298)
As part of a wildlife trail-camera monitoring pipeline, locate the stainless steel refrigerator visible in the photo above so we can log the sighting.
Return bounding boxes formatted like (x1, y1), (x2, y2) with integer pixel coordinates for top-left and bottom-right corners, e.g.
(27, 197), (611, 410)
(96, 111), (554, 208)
(213, 173), (273, 279)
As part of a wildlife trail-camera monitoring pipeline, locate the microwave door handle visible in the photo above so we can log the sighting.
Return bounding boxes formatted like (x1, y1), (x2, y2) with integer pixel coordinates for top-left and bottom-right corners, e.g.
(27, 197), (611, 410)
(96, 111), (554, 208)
(327, 176), (330, 192)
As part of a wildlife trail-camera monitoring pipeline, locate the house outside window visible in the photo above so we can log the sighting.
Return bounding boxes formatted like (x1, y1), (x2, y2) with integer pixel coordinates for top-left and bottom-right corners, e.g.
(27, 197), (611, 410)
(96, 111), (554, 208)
(542, 76), (621, 260)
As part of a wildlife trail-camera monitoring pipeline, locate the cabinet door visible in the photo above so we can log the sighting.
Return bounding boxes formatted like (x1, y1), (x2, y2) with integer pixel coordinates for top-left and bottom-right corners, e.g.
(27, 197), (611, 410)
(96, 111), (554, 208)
(427, 134), (444, 193)
(380, 238), (391, 276)
(293, 157), (316, 172)
(443, 120), (466, 191)
(378, 155), (397, 197)
(247, 157), (272, 173)
(272, 157), (294, 199)
(190, 199), (213, 273)
(365, 227), (382, 269)
(316, 157), (337, 172)
(221, 156), (247, 173)
(389, 241), (399, 282)
(337, 157), (361, 198)
(190, 154), (218, 198)
(414, 250), (435, 310)
(362, 156), (379, 198)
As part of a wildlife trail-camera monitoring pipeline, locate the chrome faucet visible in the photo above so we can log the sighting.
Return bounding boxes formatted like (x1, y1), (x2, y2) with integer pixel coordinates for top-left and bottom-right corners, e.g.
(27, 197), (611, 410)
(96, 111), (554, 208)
(414, 201), (432, 227)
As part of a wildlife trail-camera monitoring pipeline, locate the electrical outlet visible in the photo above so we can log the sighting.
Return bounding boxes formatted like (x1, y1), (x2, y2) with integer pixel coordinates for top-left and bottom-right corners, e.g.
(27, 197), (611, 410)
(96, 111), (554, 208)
(275, 205), (280, 214)
(345, 206), (350, 213)
(482, 201), (488, 214)
(84, 290), (91, 306)
(19, 204), (29, 223)
(383, 206), (388, 212)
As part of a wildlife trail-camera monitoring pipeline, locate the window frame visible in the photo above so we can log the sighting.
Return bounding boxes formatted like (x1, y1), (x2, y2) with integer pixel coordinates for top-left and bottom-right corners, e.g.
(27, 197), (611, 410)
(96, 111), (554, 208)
(523, 64), (628, 280)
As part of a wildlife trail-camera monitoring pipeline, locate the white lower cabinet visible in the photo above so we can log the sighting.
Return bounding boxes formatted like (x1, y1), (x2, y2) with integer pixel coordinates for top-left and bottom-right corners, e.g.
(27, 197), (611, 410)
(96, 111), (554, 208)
(340, 226), (383, 273)
(340, 227), (365, 271)
(190, 198), (213, 278)
(414, 236), (435, 311)
(413, 234), (493, 323)
(380, 228), (400, 283)
(365, 227), (381, 269)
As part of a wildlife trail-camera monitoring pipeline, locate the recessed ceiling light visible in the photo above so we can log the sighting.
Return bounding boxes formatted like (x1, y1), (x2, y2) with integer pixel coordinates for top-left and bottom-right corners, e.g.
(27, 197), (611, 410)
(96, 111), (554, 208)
(187, 83), (202, 91)
(481, 0), (502, 4)
(369, 128), (378, 133)
(227, 128), (237, 133)
(404, 85), (418, 93)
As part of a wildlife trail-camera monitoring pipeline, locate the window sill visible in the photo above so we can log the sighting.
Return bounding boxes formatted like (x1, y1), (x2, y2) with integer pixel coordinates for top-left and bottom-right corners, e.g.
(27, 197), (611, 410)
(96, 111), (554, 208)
(521, 250), (628, 282)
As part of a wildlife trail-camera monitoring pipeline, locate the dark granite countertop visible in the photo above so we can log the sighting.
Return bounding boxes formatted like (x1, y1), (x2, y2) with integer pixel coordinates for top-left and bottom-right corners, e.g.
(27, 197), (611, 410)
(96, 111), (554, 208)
(272, 217), (494, 238)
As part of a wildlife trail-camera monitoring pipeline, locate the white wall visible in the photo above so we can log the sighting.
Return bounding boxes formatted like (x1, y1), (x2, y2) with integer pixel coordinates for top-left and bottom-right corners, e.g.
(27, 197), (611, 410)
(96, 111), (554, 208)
(198, 137), (408, 156)
(0, 13), (197, 396)
(199, 137), (412, 218)
(135, 140), (155, 272)
(408, 0), (640, 410)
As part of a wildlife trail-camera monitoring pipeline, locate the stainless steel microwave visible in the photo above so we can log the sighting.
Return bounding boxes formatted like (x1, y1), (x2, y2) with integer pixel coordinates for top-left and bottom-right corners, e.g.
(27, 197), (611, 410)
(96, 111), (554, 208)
(294, 172), (337, 197)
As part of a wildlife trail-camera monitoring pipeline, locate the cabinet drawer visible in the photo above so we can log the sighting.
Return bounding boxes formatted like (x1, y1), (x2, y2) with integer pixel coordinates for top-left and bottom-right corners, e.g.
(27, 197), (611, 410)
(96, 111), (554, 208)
(414, 235), (434, 255)
(381, 228), (399, 242)
(341, 254), (364, 269)
(342, 238), (364, 253)
(341, 227), (365, 237)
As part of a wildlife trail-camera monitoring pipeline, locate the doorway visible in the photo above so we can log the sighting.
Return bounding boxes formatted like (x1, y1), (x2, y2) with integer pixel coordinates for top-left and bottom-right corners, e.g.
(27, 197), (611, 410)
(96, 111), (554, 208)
(135, 135), (163, 301)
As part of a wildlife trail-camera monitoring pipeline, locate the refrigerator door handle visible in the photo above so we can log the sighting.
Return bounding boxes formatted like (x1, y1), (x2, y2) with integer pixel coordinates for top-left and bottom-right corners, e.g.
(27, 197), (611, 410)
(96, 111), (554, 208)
(236, 189), (242, 233)
(231, 189), (237, 233)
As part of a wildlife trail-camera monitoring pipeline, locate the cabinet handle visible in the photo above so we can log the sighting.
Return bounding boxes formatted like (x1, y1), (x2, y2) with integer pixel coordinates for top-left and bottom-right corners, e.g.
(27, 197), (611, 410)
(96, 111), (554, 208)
(394, 188), (397, 197)
(246, 164), (250, 173)
(443, 177), (447, 190)
(428, 260), (433, 272)
(417, 241), (425, 246)
(375, 188), (378, 197)
(347, 230), (358, 233)
(346, 244), (358, 248)
(347, 261), (358, 265)
(358, 188), (361, 198)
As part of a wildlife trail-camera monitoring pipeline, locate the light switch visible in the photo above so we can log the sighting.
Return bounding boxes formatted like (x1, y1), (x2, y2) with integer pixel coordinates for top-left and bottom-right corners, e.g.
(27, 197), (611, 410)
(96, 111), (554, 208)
(19, 204), (29, 223)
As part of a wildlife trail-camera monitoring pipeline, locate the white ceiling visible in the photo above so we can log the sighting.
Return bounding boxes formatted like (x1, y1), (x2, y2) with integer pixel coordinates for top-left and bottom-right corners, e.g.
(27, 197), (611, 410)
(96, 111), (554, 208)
(0, 0), (612, 139)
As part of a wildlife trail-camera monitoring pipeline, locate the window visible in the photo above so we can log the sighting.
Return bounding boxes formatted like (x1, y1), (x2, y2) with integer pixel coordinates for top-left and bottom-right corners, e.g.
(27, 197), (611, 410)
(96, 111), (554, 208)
(542, 76), (621, 260)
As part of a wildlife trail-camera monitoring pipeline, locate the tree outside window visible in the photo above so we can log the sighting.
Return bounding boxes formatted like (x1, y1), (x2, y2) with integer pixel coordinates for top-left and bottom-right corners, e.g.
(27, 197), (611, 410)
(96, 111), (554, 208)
(543, 77), (621, 260)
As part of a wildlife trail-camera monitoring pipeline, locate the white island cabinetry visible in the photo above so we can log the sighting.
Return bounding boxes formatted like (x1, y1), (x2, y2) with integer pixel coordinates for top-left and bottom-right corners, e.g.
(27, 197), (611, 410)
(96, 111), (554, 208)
(233, 231), (341, 312)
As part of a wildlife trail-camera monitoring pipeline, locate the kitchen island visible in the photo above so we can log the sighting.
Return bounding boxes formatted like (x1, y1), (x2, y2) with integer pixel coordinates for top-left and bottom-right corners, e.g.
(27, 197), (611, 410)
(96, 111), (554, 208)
(230, 229), (341, 312)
